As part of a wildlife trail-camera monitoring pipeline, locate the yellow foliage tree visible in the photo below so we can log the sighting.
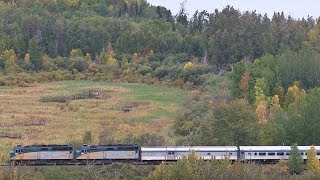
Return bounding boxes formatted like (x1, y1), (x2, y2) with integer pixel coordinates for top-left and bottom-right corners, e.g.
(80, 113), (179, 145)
(107, 52), (117, 66)
(0, 49), (15, 61)
(132, 53), (140, 62)
(42, 53), (50, 70)
(106, 43), (117, 66)
(254, 78), (267, 107)
(307, 145), (320, 175)
(256, 100), (268, 124)
(70, 48), (82, 58)
(145, 50), (155, 59)
(66, 0), (79, 8)
(24, 53), (30, 63)
(4, 55), (20, 74)
(269, 95), (282, 119)
(183, 62), (194, 70)
(271, 95), (281, 110)
(284, 84), (306, 109)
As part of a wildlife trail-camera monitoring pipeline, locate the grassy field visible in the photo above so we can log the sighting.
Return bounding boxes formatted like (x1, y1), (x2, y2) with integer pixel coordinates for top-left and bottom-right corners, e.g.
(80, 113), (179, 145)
(0, 80), (188, 161)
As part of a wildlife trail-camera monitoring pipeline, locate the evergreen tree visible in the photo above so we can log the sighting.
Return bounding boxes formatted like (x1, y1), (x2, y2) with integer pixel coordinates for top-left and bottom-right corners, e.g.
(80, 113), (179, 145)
(98, 48), (107, 65)
(176, 0), (188, 27)
(288, 144), (304, 174)
(84, 53), (92, 67)
(307, 145), (320, 174)
(28, 38), (43, 71)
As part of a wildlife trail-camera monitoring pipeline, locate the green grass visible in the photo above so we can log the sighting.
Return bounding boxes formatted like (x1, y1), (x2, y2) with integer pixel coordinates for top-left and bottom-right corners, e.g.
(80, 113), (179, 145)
(0, 80), (189, 162)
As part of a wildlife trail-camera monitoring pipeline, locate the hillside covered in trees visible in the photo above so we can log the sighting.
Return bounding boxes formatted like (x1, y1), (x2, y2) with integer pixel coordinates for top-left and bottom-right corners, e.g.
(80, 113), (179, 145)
(1, 0), (320, 148)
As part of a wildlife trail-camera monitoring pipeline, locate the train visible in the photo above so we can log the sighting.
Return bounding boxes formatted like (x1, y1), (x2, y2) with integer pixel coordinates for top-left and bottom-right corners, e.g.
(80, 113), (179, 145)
(9, 144), (320, 165)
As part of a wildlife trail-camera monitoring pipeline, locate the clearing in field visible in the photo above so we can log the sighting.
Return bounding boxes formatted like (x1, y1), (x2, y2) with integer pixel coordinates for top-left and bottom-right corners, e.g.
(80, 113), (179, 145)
(0, 81), (188, 160)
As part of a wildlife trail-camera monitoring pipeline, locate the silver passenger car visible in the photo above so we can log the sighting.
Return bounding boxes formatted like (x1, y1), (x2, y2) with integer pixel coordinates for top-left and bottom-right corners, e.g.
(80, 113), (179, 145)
(240, 146), (320, 161)
(141, 146), (238, 161)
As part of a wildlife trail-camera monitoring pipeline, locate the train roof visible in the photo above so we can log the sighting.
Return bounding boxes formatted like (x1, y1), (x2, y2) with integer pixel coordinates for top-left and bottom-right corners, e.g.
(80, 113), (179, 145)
(141, 146), (238, 152)
(240, 146), (320, 151)
(79, 144), (139, 150)
(14, 144), (73, 151)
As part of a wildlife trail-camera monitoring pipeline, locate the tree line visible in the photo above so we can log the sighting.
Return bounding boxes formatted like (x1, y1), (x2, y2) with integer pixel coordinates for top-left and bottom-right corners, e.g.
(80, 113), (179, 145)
(1, 0), (320, 72)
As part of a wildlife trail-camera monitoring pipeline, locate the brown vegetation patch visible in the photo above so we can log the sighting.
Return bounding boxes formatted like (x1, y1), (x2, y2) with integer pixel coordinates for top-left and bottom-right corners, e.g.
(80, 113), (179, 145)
(0, 132), (22, 139)
(0, 120), (47, 127)
(40, 89), (111, 103)
(19, 120), (47, 127)
(121, 102), (150, 112)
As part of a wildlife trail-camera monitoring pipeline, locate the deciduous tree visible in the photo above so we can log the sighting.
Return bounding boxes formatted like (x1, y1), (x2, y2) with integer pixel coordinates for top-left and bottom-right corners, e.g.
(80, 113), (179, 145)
(307, 145), (320, 174)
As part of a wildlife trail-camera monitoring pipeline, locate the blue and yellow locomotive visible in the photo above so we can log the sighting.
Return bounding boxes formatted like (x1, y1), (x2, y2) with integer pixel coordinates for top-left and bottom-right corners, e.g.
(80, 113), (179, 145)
(10, 145), (74, 165)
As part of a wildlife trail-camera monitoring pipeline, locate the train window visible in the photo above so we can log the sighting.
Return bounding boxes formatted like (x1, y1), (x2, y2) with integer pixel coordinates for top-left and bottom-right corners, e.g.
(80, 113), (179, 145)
(229, 153), (233, 155)
(207, 153), (211, 155)
(248, 153), (251, 155)
(168, 152), (175, 155)
(268, 153), (275, 156)
(41, 148), (48, 151)
(277, 152), (284, 155)
(300, 153), (304, 155)
(259, 153), (266, 156)
(254, 153), (257, 156)
(286, 153), (290, 155)
(317, 152), (320, 155)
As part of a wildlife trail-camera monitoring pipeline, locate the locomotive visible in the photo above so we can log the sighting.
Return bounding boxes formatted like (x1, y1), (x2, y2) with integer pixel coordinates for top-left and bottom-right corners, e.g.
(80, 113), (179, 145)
(9, 144), (320, 165)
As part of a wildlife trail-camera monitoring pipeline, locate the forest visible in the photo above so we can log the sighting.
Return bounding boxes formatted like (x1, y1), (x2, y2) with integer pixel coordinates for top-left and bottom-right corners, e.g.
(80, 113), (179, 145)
(2, 0), (320, 178)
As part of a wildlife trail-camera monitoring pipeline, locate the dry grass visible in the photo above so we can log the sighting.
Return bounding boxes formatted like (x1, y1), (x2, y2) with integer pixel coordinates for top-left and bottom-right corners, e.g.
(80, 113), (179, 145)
(0, 80), (188, 161)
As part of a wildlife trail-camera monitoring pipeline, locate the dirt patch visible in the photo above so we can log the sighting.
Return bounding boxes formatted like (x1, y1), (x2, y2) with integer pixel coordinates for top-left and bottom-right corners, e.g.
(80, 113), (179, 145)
(121, 102), (150, 112)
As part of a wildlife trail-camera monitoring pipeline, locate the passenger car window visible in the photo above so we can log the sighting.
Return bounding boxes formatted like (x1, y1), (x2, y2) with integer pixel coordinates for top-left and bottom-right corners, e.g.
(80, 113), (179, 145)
(277, 152), (284, 155)
(259, 153), (266, 156)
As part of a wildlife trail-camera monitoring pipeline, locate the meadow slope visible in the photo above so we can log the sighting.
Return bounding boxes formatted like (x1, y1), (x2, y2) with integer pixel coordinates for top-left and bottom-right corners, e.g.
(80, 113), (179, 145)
(0, 81), (188, 161)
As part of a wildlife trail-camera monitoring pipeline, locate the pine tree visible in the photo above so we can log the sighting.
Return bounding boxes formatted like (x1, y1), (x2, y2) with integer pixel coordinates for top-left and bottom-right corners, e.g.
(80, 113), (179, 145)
(84, 53), (92, 67)
(28, 38), (43, 71)
(98, 48), (107, 65)
(307, 145), (320, 174)
(288, 143), (304, 174)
